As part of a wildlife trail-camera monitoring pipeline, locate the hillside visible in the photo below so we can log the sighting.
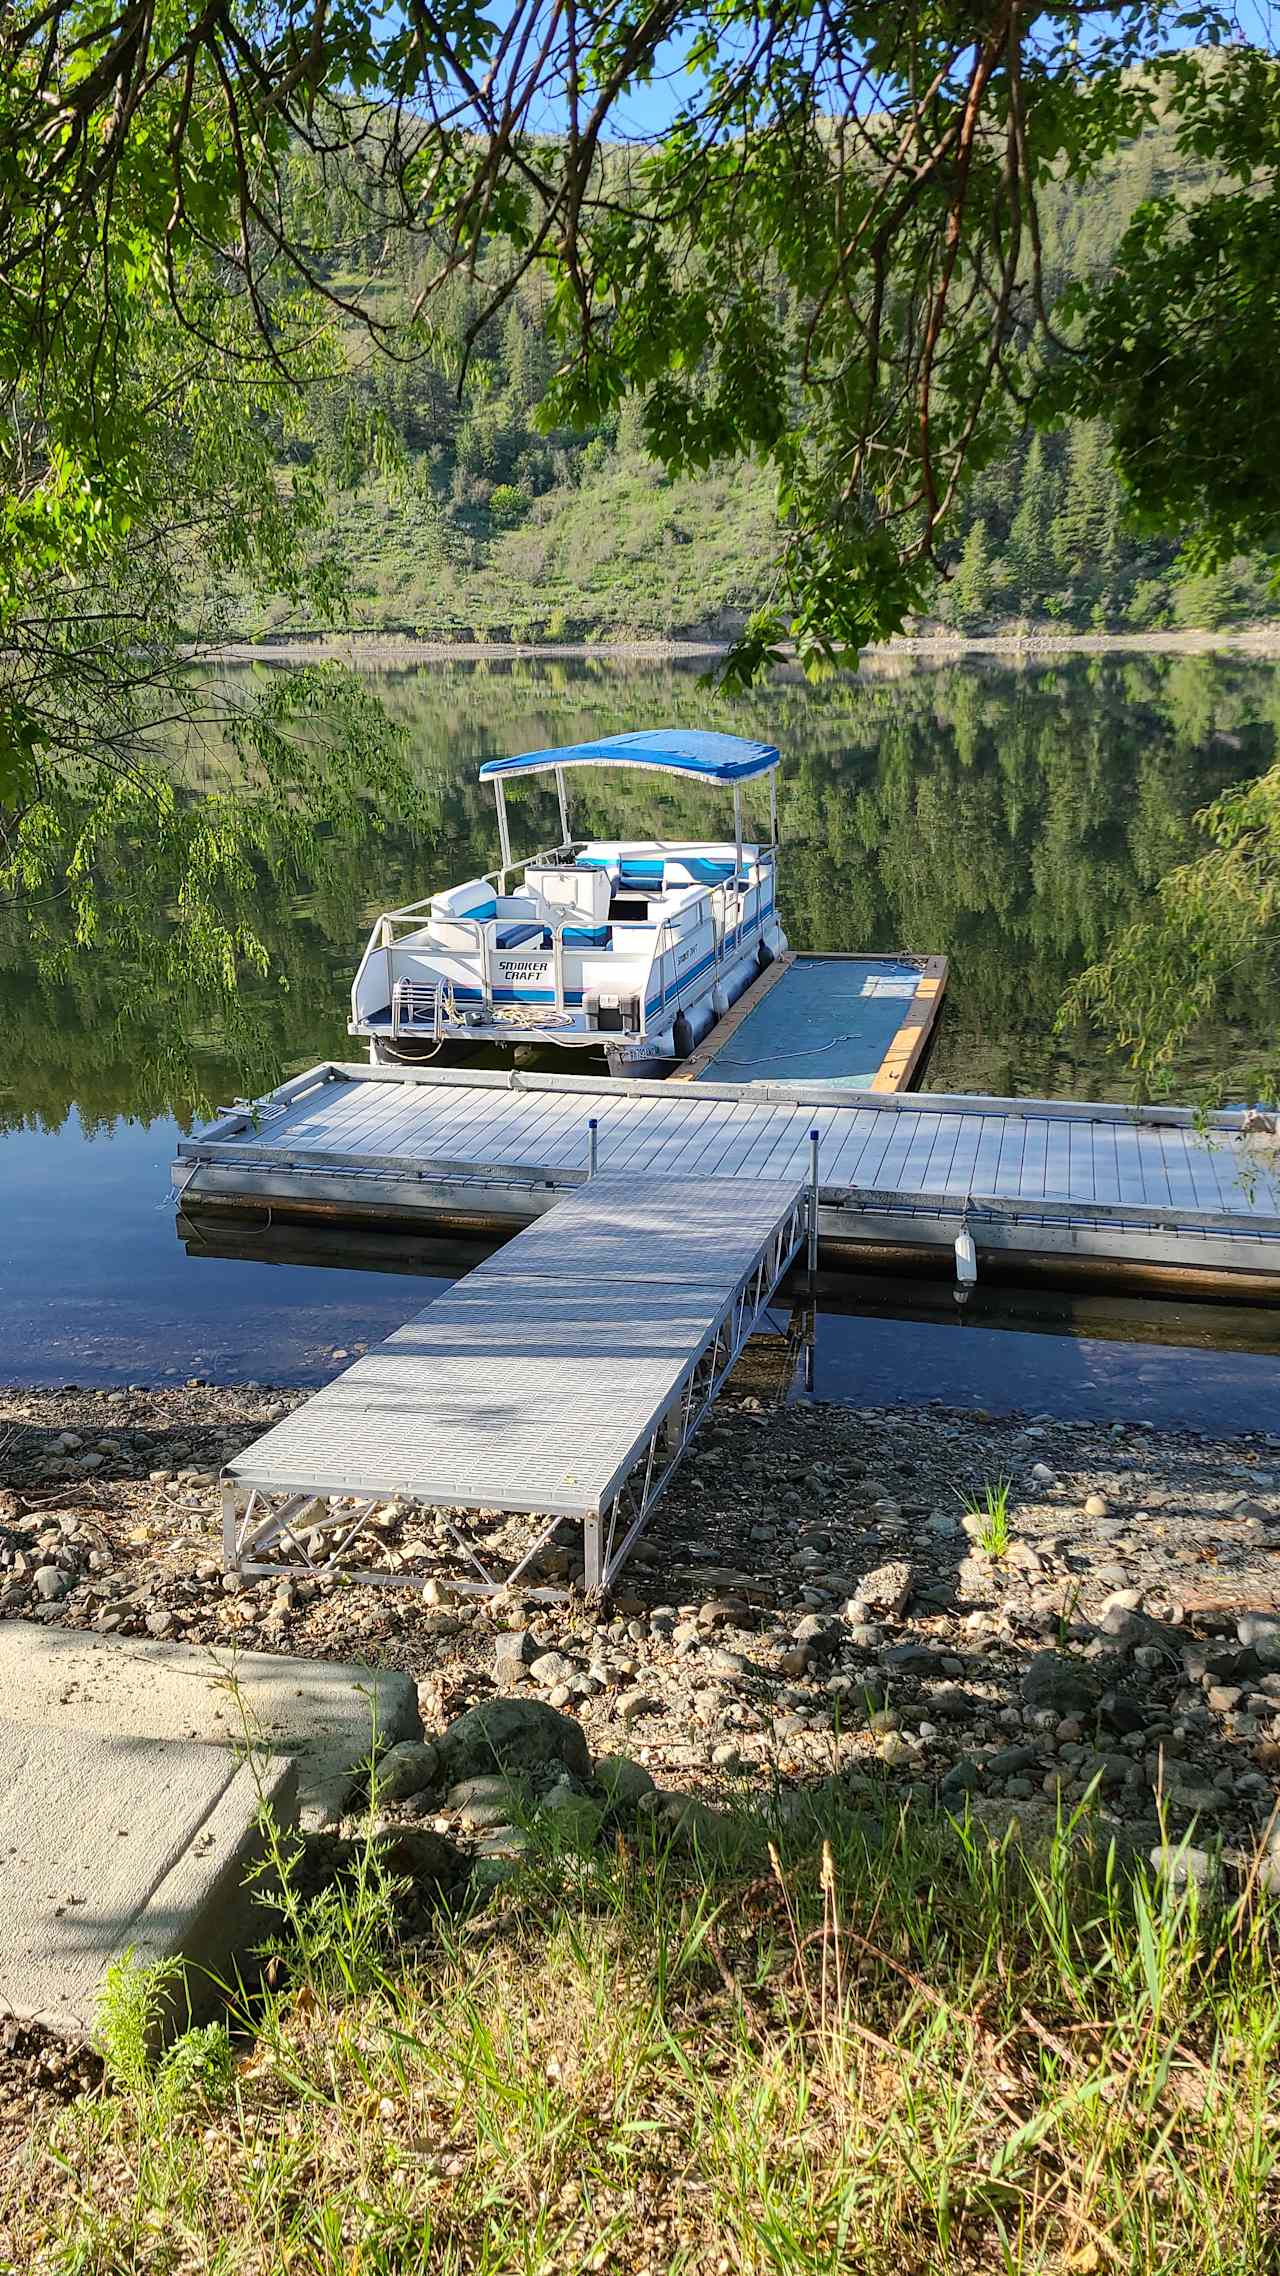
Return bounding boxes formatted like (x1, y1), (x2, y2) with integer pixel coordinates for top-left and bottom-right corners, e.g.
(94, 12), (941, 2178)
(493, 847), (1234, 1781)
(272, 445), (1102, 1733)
(222, 102), (1277, 647)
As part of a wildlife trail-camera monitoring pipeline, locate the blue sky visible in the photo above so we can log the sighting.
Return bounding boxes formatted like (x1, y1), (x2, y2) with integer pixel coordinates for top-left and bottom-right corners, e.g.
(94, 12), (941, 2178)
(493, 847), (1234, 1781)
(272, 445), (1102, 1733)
(510, 1), (1278, 143)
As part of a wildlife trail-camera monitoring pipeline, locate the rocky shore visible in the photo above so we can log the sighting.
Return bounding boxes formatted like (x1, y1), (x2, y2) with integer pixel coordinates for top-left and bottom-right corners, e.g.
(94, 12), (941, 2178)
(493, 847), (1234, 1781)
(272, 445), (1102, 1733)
(199, 623), (1280, 667)
(3, 1380), (1279, 1886)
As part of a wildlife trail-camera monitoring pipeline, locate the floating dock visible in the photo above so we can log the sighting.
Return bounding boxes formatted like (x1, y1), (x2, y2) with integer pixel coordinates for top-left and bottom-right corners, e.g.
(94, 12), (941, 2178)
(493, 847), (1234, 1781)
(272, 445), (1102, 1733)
(222, 1175), (809, 1596)
(175, 1062), (1280, 1296)
(675, 952), (948, 1089)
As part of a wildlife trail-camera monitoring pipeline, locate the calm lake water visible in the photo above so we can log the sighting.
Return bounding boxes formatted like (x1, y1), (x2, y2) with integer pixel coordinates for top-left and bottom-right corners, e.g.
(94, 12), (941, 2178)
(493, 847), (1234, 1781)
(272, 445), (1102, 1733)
(3, 652), (1278, 1426)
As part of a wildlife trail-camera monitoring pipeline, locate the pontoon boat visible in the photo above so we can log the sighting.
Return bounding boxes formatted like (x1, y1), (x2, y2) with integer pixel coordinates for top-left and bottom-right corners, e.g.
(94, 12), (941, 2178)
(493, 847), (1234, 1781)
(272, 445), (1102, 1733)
(349, 729), (788, 1073)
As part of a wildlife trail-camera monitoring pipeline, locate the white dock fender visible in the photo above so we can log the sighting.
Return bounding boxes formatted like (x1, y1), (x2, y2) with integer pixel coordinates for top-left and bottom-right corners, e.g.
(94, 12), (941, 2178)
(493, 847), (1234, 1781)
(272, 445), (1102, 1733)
(954, 1224), (978, 1305)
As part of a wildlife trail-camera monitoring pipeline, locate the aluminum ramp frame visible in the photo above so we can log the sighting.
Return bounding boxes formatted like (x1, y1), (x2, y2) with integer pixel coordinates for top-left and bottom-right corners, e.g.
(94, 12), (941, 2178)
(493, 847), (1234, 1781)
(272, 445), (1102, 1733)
(222, 1175), (810, 1598)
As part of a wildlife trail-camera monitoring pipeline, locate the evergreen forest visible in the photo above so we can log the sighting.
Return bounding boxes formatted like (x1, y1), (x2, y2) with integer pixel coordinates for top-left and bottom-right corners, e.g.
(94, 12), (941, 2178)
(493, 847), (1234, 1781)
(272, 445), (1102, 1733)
(234, 106), (1279, 647)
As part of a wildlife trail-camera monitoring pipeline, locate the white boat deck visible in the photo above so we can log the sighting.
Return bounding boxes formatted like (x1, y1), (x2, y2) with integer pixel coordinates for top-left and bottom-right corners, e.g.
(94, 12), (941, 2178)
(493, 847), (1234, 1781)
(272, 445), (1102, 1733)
(177, 1062), (1280, 1284)
(223, 1176), (809, 1594)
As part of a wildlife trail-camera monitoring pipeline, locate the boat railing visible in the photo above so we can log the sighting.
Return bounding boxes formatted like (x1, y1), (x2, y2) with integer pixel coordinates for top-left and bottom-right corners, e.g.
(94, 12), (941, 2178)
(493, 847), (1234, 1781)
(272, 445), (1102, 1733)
(653, 860), (771, 1019)
(373, 839), (774, 930)
(484, 838), (581, 894)
(359, 841), (776, 1035)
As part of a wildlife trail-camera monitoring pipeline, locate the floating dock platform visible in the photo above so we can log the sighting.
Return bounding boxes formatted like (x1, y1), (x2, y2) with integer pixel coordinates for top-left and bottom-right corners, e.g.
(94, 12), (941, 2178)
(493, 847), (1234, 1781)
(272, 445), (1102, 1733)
(675, 952), (948, 1089)
(175, 1062), (1280, 1297)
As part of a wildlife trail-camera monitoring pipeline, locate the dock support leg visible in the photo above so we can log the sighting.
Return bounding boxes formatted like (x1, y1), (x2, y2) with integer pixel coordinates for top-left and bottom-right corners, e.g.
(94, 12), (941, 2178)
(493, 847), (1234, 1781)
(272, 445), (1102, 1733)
(808, 1129), (820, 1279)
(790, 1296), (817, 1396)
(582, 1511), (603, 1594)
(222, 1479), (243, 1577)
(588, 1117), (599, 1178)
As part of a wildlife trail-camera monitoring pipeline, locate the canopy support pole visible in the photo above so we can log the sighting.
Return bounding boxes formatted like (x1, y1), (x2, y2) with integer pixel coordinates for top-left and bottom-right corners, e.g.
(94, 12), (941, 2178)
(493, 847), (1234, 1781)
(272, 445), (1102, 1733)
(555, 766), (570, 848)
(494, 780), (512, 888)
(733, 783), (743, 878)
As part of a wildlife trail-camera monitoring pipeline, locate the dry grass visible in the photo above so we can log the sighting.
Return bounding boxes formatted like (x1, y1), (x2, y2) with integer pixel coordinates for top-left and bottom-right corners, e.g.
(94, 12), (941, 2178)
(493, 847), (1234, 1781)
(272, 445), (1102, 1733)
(4, 1792), (1278, 2275)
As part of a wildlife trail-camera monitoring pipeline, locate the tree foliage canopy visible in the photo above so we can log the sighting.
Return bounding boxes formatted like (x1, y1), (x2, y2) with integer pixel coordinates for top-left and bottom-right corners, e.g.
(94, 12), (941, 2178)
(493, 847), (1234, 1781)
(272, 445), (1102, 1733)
(5, 2), (1278, 705)
(3, 0), (1279, 1087)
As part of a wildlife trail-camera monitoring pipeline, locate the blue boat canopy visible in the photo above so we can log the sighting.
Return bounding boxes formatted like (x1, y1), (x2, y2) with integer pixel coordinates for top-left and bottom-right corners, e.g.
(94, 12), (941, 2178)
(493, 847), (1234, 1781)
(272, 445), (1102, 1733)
(478, 728), (780, 788)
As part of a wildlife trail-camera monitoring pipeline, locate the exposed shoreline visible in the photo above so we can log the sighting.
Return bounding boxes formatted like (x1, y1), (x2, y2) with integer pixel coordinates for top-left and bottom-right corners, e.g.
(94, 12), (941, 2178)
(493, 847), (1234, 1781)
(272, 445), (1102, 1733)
(3, 1375), (1278, 2208)
(197, 624), (1280, 668)
(3, 1377), (1276, 1847)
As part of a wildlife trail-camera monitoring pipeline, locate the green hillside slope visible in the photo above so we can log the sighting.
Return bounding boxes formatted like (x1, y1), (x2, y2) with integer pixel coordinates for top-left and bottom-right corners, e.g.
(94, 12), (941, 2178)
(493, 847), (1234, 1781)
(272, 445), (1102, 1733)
(224, 101), (1277, 646)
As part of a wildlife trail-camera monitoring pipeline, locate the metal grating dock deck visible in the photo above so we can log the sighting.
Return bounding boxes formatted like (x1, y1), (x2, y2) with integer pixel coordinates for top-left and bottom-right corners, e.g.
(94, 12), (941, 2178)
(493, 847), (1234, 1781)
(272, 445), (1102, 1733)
(177, 1061), (1280, 1290)
(677, 952), (947, 1090)
(224, 1176), (809, 1595)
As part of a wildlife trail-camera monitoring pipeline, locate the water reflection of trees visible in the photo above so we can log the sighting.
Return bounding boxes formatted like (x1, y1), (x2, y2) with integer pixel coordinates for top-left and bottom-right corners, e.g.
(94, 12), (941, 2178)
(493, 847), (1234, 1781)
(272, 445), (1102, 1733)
(2, 654), (1274, 1133)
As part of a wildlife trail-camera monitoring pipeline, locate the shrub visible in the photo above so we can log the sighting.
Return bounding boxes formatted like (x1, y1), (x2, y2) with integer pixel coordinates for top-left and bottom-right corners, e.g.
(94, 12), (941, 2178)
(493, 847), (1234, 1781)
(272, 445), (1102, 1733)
(489, 483), (531, 527)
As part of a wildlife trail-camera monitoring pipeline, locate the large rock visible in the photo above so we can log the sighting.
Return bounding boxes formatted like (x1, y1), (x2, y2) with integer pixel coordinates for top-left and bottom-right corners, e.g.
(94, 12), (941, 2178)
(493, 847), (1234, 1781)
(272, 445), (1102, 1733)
(374, 1739), (440, 1804)
(433, 1697), (591, 1788)
(883, 1643), (949, 1675)
(1237, 1613), (1280, 1668)
(446, 1775), (528, 1832)
(1150, 1843), (1221, 1893)
(1021, 1650), (1099, 1719)
(851, 1561), (914, 1620)
(530, 1650), (580, 1691)
(494, 1629), (535, 1677)
(594, 1754), (657, 1812)
(794, 1613), (841, 1654)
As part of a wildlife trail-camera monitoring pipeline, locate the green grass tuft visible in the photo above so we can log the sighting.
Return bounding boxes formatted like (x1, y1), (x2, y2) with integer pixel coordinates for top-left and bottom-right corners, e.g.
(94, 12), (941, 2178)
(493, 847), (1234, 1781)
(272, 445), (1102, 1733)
(961, 1476), (1014, 1557)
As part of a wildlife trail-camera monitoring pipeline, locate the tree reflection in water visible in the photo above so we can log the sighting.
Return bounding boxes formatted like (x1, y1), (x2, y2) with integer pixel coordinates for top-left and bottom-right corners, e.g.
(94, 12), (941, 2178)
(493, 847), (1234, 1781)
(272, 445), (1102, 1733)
(2, 651), (1275, 1136)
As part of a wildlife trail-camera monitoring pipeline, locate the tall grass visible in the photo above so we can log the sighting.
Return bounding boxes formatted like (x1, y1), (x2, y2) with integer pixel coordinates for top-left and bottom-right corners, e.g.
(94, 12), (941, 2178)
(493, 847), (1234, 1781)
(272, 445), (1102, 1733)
(8, 1792), (1278, 2274)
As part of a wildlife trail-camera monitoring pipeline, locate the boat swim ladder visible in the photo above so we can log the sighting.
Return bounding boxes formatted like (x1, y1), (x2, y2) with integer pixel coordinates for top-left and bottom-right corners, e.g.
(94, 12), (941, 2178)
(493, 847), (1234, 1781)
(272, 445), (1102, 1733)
(391, 974), (460, 1042)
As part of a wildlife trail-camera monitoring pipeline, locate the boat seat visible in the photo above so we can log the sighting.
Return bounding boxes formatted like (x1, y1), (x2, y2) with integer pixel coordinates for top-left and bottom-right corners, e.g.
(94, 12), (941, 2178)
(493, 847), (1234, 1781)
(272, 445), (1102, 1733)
(672, 856), (737, 886)
(556, 923), (611, 948)
(619, 857), (665, 889)
(495, 921), (544, 950)
(429, 880), (499, 948)
(432, 882), (498, 921)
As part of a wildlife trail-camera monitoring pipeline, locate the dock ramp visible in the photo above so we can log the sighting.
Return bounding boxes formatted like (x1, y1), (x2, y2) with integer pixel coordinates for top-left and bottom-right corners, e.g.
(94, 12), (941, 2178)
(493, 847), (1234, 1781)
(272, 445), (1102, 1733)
(223, 1175), (809, 1597)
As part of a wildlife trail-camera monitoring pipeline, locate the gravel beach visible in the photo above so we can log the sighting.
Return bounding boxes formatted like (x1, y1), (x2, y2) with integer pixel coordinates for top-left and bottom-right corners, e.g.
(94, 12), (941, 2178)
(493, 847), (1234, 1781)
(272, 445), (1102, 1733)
(3, 1377), (1278, 1853)
(3, 1373), (1280, 2129)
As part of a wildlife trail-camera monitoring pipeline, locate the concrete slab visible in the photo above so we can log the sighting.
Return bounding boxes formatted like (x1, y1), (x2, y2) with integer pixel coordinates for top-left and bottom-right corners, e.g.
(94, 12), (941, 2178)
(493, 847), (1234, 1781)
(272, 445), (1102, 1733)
(0, 1720), (297, 2039)
(0, 1622), (420, 1826)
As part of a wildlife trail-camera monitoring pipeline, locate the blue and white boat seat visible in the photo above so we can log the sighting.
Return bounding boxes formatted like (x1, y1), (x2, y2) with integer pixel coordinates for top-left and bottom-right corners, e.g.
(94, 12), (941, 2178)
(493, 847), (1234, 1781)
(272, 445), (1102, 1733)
(618, 857), (665, 891)
(428, 879), (499, 948)
(665, 855), (739, 887)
